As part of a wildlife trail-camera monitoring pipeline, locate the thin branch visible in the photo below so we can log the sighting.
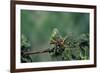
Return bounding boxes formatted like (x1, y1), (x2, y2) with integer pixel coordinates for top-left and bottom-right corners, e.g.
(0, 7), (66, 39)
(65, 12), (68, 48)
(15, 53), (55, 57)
(23, 49), (50, 55)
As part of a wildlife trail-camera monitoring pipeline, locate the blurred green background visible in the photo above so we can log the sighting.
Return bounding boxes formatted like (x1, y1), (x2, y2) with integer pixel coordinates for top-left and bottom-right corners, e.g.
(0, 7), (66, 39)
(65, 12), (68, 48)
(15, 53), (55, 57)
(21, 9), (89, 62)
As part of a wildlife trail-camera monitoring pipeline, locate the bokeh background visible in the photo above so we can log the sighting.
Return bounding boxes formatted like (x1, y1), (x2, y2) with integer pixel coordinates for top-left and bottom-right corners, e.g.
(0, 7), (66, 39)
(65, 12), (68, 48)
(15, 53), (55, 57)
(21, 9), (89, 62)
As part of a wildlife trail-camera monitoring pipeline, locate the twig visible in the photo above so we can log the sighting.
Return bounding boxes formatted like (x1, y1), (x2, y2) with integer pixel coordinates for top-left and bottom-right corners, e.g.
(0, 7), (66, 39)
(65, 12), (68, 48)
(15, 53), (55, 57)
(23, 49), (50, 55)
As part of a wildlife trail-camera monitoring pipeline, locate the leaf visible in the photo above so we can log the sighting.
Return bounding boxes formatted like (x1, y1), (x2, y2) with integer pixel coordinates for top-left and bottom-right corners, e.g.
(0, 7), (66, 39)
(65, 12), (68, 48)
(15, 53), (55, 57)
(21, 34), (32, 63)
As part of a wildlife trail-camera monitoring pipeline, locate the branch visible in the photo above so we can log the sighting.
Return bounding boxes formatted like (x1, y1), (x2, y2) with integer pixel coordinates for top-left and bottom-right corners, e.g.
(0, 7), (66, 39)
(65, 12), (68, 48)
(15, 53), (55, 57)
(23, 49), (50, 55)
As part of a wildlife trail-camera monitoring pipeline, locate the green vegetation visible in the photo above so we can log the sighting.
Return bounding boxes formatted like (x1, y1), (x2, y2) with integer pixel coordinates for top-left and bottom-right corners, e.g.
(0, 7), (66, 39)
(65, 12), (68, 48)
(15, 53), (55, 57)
(21, 10), (89, 62)
(21, 29), (89, 62)
(21, 34), (32, 63)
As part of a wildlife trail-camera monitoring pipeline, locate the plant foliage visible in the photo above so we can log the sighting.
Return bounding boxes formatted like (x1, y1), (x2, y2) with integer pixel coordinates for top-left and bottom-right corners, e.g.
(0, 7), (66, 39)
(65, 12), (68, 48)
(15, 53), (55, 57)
(21, 34), (32, 63)
(49, 28), (89, 60)
(21, 28), (89, 62)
